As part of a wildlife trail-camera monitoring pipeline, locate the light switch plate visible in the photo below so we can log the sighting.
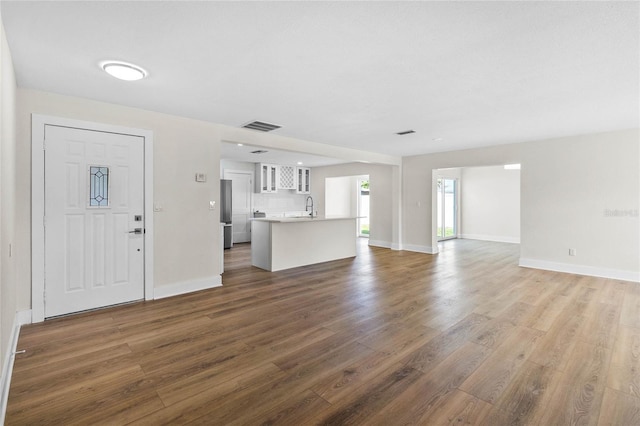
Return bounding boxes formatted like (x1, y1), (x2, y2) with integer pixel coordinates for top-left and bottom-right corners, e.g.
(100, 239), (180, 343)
(210, 201), (216, 210)
(195, 173), (207, 182)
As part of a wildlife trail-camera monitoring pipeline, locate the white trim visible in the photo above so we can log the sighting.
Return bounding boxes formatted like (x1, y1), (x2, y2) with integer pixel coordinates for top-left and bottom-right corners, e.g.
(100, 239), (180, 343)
(16, 310), (32, 326)
(368, 239), (392, 249)
(143, 124), (155, 301)
(519, 258), (640, 283)
(31, 114), (154, 322)
(403, 244), (437, 254)
(0, 310), (30, 424)
(461, 234), (520, 244)
(154, 276), (223, 300)
(223, 169), (254, 180)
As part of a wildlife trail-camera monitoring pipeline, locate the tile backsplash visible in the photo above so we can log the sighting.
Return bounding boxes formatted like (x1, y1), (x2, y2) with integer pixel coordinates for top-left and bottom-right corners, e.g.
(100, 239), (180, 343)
(253, 192), (309, 214)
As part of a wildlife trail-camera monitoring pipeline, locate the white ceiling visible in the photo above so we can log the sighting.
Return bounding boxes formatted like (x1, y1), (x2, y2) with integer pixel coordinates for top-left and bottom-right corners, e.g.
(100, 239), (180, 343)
(2, 1), (638, 160)
(220, 141), (349, 168)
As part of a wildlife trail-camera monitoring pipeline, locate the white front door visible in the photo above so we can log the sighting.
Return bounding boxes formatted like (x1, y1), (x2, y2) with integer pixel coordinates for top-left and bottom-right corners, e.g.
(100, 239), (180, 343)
(44, 125), (145, 317)
(224, 170), (252, 243)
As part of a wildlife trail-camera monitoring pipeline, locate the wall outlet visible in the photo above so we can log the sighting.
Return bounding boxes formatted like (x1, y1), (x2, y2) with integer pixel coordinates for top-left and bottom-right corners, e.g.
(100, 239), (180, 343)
(569, 248), (576, 256)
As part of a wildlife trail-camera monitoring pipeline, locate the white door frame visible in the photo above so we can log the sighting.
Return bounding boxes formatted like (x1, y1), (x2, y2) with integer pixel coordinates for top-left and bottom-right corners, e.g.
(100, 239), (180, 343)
(31, 114), (154, 322)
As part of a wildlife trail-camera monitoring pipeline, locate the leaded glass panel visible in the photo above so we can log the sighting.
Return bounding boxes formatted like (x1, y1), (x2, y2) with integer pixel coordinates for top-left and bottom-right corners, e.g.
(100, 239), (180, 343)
(89, 166), (109, 207)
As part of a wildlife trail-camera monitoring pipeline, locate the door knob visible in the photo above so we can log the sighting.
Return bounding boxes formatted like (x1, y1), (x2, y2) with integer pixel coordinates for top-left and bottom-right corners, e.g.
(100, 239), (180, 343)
(128, 228), (143, 234)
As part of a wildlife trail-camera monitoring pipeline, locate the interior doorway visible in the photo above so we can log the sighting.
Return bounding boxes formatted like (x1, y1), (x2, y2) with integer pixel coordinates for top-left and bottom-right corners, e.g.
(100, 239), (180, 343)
(357, 178), (370, 237)
(324, 174), (369, 237)
(431, 165), (521, 255)
(436, 177), (457, 241)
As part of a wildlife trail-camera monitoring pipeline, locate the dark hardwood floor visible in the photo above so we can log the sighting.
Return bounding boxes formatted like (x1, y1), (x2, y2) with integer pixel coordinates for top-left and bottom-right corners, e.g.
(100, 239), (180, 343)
(6, 238), (640, 425)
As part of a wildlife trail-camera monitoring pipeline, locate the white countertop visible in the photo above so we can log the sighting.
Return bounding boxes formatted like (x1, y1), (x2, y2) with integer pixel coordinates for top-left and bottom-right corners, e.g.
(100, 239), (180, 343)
(251, 216), (357, 223)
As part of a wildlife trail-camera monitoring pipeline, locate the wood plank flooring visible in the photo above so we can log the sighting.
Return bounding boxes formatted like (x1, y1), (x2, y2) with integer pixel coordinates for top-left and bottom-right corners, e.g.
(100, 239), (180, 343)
(6, 239), (640, 425)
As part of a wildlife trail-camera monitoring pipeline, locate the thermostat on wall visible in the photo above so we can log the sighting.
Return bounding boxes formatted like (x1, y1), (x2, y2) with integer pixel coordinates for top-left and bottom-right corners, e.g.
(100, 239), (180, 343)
(195, 173), (207, 182)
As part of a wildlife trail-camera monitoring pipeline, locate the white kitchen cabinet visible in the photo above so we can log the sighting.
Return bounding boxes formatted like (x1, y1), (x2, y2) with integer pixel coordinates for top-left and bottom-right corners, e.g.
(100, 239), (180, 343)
(255, 163), (279, 193)
(251, 217), (357, 271)
(278, 165), (296, 190)
(296, 167), (311, 194)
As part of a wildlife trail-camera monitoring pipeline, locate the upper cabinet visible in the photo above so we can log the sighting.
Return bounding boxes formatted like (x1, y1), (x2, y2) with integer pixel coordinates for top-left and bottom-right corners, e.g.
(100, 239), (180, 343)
(255, 163), (279, 193)
(254, 163), (311, 194)
(296, 167), (311, 194)
(278, 165), (296, 190)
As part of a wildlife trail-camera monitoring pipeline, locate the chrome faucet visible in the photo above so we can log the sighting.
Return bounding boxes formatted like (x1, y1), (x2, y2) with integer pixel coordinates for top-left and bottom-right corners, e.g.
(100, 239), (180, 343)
(305, 196), (314, 217)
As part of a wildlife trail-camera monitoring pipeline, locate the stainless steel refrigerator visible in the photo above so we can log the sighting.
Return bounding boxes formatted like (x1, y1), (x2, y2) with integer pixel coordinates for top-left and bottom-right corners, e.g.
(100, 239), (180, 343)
(220, 179), (233, 249)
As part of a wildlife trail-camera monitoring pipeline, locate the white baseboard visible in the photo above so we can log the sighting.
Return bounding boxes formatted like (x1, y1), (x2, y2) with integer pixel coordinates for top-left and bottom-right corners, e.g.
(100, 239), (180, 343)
(461, 234), (520, 244)
(154, 275), (223, 300)
(1, 310), (31, 425)
(16, 310), (32, 326)
(368, 239), (392, 249)
(403, 244), (436, 254)
(519, 258), (640, 282)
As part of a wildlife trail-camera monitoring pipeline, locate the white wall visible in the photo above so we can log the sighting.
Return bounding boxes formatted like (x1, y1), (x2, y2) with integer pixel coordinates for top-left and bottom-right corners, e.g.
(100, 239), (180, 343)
(220, 159), (253, 178)
(312, 163), (398, 248)
(403, 129), (639, 281)
(0, 13), (18, 419)
(16, 89), (222, 308)
(15, 89), (394, 315)
(325, 176), (357, 218)
(520, 131), (639, 278)
(461, 165), (520, 243)
(220, 159), (308, 215)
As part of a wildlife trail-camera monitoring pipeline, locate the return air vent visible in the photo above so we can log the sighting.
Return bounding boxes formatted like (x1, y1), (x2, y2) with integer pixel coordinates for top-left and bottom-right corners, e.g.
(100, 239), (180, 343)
(251, 150), (269, 154)
(242, 121), (281, 132)
(396, 130), (415, 135)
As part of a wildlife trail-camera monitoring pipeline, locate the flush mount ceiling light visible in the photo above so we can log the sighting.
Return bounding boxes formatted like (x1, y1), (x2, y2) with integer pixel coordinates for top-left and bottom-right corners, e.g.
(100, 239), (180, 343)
(101, 61), (147, 81)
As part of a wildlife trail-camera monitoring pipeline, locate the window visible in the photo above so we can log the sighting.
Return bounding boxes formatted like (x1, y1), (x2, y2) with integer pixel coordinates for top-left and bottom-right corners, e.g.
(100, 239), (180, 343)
(89, 166), (110, 207)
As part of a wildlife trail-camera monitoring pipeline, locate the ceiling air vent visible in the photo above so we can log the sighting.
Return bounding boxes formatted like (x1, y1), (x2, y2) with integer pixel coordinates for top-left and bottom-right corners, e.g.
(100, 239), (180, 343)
(396, 130), (415, 135)
(251, 150), (269, 154)
(242, 121), (281, 132)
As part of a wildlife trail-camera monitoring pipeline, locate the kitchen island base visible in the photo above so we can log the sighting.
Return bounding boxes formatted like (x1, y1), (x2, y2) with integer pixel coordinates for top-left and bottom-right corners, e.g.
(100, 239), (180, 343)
(251, 217), (357, 272)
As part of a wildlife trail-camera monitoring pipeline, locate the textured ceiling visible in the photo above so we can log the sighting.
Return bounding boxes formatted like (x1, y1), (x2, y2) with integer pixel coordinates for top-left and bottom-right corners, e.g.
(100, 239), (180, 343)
(2, 1), (638, 159)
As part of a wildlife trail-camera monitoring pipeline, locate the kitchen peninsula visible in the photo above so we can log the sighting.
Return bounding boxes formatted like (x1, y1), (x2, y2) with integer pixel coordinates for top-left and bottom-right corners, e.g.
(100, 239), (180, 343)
(251, 216), (357, 271)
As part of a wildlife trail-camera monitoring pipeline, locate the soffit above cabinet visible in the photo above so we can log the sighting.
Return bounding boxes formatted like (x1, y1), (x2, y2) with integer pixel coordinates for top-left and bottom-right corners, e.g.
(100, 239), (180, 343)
(220, 142), (349, 168)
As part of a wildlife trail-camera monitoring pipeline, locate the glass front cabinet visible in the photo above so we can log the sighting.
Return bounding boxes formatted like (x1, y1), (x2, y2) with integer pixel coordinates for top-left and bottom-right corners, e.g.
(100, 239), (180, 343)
(255, 163), (279, 193)
(296, 167), (311, 194)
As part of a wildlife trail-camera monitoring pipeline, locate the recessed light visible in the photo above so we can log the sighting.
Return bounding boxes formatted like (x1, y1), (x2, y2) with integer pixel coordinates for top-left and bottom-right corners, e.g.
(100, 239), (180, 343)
(297, 162), (303, 165)
(432, 137), (443, 142)
(101, 61), (147, 81)
(237, 143), (244, 147)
